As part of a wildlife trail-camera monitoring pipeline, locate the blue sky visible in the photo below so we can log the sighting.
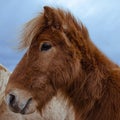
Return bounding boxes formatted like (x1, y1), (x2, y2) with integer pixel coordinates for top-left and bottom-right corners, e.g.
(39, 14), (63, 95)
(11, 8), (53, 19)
(0, 0), (120, 71)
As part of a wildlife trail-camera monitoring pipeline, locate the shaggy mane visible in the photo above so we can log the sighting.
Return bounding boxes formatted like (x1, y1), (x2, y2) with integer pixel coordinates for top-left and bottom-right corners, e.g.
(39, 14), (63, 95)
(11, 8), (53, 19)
(19, 7), (89, 50)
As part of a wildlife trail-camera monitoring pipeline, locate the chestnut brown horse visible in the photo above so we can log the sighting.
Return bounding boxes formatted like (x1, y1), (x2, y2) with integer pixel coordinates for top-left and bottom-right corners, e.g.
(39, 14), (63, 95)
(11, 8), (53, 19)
(0, 64), (73, 120)
(5, 6), (120, 120)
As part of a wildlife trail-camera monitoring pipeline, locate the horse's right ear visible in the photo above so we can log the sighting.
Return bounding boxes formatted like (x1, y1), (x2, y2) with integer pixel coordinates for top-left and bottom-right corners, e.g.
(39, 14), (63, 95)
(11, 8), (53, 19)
(43, 6), (62, 29)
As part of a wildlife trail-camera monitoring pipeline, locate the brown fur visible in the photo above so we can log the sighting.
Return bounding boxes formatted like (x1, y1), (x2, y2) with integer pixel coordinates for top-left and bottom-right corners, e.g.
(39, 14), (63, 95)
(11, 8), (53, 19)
(0, 64), (73, 120)
(0, 64), (74, 120)
(5, 6), (120, 120)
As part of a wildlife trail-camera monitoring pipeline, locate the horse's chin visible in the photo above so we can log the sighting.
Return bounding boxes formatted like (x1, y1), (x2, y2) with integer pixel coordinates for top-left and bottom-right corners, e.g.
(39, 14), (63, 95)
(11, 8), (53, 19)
(20, 109), (36, 115)
(10, 107), (36, 115)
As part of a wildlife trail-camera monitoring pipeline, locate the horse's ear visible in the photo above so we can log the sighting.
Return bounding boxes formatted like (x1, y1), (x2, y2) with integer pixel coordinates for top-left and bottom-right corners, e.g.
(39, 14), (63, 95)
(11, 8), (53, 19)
(43, 6), (62, 29)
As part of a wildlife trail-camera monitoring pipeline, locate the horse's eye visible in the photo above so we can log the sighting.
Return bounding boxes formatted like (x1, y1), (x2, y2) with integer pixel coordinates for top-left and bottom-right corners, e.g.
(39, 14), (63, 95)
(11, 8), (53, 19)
(40, 42), (52, 51)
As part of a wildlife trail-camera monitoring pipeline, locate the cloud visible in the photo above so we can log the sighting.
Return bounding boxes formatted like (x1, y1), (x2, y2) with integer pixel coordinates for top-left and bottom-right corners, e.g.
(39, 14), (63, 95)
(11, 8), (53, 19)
(0, 0), (120, 71)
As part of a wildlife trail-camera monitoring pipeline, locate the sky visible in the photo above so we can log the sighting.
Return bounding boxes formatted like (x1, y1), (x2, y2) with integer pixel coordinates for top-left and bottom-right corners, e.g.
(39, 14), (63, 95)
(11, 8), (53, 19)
(0, 0), (120, 71)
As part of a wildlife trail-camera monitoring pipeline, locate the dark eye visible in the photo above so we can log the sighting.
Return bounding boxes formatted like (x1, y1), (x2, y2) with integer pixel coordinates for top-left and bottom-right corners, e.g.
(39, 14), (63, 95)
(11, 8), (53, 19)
(40, 42), (52, 51)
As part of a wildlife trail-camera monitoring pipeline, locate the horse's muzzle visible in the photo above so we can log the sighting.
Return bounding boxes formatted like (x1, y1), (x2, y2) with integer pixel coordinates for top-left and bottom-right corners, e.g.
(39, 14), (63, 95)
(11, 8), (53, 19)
(5, 89), (37, 114)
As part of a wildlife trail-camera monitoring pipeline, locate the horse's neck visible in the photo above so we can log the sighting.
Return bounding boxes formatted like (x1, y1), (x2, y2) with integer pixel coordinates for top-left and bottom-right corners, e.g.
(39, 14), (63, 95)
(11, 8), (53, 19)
(65, 44), (120, 120)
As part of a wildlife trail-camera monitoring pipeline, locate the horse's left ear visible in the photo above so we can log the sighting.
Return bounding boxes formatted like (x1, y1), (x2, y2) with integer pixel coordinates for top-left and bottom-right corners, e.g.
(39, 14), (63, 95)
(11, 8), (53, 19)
(43, 6), (62, 29)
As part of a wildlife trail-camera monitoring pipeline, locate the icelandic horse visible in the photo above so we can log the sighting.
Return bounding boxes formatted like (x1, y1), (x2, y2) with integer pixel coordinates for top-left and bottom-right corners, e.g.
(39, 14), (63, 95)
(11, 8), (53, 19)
(5, 6), (120, 120)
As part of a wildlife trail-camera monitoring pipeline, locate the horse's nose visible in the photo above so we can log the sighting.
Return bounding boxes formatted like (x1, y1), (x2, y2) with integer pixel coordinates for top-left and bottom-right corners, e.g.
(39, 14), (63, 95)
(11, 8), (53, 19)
(5, 91), (33, 114)
(5, 92), (22, 113)
(7, 94), (16, 106)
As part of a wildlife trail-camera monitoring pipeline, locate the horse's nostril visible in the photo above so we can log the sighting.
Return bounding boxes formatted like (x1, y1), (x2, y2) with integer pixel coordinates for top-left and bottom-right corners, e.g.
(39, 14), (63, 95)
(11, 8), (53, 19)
(5, 93), (16, 107)
(9, 94), (16, 105)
